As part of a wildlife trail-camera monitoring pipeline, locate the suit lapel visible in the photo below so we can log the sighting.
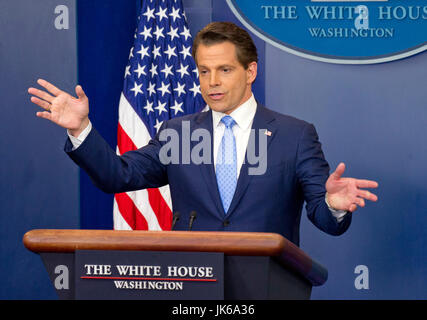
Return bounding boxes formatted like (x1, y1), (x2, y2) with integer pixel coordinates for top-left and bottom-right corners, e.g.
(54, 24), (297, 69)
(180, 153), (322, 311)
(226, 103), (277, 217)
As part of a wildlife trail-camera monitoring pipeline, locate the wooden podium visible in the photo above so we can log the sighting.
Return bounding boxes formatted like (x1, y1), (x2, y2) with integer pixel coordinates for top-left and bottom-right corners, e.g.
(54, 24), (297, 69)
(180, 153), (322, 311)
(23, 229), (328, 300)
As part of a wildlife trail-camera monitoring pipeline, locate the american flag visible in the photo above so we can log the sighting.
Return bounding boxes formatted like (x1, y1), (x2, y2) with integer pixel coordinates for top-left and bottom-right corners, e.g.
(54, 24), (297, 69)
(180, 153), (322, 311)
(113, 0), (205, 230)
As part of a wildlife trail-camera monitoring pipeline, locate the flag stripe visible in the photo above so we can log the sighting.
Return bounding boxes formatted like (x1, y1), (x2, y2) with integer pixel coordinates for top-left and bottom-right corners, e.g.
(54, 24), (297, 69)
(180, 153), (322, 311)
(118, 93), (151, 149)
(115, 193), (149, 230)
(125, 189), (162, 230)
(113, 199), (132, 230)
(117, 122), (137, 154)
(116, 121), (171, 230)
(147, 188), (172, 230)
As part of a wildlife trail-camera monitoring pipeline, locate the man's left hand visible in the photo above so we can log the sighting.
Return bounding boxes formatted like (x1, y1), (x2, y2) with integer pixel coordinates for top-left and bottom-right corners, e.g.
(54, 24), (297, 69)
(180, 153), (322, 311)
(326, 162), (378, 212)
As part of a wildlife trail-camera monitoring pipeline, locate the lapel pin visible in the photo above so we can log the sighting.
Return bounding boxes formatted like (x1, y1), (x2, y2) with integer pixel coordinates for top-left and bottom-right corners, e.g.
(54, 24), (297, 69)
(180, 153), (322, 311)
(264, 129), (272, 136)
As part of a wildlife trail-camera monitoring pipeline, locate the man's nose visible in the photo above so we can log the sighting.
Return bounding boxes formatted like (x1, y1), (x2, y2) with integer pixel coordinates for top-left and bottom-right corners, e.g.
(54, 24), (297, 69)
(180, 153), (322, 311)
(209, 71), (220, 87)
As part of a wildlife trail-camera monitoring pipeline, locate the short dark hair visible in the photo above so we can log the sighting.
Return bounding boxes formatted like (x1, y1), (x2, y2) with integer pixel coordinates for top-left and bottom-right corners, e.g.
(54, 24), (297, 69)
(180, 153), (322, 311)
(192, 22), (258, 69)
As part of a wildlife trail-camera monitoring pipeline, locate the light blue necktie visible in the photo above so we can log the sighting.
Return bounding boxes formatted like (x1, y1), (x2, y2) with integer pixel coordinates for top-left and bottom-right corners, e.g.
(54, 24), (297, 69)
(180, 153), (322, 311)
(216, 115), (237, 214)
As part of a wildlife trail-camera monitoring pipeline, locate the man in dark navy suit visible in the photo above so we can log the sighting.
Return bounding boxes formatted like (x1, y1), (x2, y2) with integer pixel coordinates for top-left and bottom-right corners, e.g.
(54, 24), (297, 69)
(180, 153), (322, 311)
(28, 22), (378, 245)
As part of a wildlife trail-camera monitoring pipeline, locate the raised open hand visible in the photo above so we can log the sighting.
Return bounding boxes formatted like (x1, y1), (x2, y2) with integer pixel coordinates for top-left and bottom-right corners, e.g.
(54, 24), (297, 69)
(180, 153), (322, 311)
(28, 79), (90, 137)
(326, 162), (378, 212)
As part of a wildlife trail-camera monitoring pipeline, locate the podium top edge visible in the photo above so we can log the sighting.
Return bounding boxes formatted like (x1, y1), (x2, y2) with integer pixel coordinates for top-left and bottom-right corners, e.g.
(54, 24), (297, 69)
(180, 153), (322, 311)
(23, 229), (287, 255)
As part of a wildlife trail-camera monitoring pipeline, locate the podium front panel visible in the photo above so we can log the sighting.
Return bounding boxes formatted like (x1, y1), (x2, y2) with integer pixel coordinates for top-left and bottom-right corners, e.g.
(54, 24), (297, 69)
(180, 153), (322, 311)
(75, 250), (224, 300)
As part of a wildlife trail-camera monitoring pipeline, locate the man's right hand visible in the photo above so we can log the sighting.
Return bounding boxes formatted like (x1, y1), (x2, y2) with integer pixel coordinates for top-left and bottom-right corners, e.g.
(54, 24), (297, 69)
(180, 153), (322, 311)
(28, 79), (90, 137)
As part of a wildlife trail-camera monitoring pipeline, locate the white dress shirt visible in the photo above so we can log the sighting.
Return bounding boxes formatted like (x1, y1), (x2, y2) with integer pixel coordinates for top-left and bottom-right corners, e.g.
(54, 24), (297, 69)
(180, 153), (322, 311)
(211, 94), (257, 179)
(68, 121), (92, 150)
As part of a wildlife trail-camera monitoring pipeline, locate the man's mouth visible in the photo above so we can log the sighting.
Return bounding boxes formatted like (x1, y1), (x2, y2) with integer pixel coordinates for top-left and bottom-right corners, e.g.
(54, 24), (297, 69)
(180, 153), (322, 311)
(208, 92), (225, 101)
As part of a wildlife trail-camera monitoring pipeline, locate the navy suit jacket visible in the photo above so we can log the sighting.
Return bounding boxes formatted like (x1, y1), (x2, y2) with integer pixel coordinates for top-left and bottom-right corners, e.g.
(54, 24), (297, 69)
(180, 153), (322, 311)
(66, 104), (351, 245)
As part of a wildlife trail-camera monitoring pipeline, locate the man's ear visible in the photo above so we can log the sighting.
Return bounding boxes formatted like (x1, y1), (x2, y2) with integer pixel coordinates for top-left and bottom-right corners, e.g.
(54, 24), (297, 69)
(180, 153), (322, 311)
(246, 61), (258, 84)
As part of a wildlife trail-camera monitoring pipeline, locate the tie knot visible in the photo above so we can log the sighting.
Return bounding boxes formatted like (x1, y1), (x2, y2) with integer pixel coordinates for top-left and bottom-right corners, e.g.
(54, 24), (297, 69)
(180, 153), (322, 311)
(221, 115), (235, 129)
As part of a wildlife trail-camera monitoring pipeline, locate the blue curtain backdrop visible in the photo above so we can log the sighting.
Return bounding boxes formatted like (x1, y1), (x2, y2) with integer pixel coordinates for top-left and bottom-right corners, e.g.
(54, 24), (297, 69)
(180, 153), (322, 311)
(0, 0), (80, 299)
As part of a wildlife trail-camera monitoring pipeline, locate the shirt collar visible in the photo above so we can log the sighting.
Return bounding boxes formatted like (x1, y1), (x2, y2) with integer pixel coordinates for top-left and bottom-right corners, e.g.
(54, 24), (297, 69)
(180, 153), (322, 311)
(211, 94), (257, 130)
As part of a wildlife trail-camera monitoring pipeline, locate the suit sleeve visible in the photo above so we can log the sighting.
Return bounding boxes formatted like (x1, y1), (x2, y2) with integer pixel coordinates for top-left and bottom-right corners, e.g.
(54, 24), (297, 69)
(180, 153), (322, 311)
(65, 126), (168, 194)
(296, 123), (352, 236)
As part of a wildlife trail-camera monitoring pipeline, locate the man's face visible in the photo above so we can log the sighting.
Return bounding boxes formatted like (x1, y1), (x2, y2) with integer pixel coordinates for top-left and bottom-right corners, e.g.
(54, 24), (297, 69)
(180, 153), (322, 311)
(196, 41), (257, 115)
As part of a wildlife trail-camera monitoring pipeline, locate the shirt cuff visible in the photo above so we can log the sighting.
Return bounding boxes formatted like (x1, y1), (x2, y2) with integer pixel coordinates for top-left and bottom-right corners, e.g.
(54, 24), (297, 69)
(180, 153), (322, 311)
(325, 193), (348, 223)
(67, 121), (92, 151)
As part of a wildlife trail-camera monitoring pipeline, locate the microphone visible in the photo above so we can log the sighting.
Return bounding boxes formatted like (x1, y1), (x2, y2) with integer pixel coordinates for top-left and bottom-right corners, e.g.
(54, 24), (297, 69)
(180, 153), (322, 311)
(171, 211), (180, 230)
(188, 211), (197, 231)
